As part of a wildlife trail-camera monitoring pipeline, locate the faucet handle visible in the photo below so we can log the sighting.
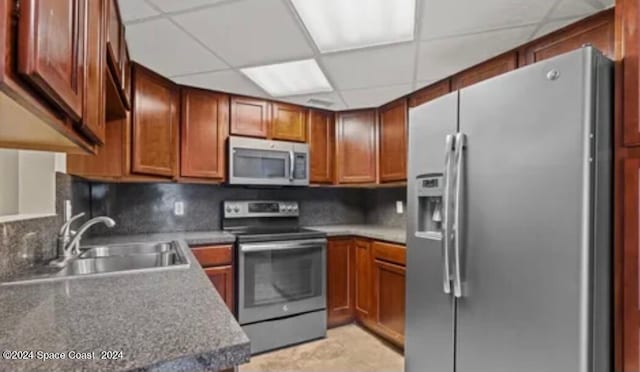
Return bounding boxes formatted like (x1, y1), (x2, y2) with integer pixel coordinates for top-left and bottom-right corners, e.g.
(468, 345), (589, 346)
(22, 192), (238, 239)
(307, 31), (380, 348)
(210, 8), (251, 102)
(59, 212), (85, 236)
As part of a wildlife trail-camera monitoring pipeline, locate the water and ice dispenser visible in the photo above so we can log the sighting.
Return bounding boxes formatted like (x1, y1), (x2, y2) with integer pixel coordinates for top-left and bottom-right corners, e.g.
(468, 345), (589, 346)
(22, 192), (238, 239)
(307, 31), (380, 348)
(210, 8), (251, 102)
(415, 174), (444, 240)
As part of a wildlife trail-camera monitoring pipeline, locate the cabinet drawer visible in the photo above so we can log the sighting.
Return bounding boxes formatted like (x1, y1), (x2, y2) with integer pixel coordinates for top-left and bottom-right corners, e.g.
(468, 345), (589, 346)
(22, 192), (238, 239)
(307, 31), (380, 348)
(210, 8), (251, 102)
(372, 241), (406, 266)
(191, 245), (233, 267)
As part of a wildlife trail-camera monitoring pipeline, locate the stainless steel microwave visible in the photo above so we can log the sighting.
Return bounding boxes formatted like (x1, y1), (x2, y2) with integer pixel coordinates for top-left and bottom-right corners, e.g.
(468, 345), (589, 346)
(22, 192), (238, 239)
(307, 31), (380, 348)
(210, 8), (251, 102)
(228, 136), (309, 186)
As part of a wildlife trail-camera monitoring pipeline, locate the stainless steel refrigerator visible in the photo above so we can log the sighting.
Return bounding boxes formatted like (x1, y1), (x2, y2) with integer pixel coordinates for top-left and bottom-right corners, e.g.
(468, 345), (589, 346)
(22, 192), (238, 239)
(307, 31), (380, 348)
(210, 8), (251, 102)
(406, 46), (612, 372)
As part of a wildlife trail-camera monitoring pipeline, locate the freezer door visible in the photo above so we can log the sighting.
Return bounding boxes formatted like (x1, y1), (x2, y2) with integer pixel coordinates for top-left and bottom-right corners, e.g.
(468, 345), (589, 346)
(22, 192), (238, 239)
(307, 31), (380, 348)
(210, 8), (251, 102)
(455, 48), (609, 372)
(406, 92), (458, 372)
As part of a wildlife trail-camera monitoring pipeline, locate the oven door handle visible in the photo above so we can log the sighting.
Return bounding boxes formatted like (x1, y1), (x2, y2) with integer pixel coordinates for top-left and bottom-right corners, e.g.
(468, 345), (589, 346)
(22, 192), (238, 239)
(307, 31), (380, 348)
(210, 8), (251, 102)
(240, 238), (327, 253)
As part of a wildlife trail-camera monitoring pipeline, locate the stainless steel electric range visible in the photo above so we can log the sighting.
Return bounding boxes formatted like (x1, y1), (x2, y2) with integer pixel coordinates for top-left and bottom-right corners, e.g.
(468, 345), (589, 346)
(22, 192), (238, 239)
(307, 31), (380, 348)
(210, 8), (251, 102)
(223, 200), (327, 355)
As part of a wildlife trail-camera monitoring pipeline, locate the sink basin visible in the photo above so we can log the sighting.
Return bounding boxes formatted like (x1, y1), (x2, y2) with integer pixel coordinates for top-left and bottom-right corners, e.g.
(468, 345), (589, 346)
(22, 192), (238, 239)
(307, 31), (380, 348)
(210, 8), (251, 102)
(2, 240), (190, 285)
(79, 242), (174, 258)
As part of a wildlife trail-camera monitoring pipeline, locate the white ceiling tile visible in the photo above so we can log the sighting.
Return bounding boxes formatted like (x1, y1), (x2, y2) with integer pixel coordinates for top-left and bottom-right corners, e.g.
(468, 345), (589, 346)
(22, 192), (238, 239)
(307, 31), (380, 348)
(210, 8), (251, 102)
(118, 0), (160, 22)
(279, 92), (347, 111)
(126, 18), (228, 76)
(321, 43), (416, 90)
(533, 17), (583, 39)
(417, 26), (535, 82)
(597, 0), (614, 7)
(420, 0), (556, 40)
(173, 70), (268, 98)
(172, 0), (314, 67)
(550, 0), (598, 19)
(148, 0), (228, 13)
(340, 84), (413, 109)
(415, 80), (438, 90)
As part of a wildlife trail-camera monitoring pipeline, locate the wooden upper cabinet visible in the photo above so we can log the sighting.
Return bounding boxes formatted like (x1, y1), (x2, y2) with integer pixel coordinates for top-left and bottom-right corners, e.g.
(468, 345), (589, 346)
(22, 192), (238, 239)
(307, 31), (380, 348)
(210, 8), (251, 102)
(120, 34), (131, 109)
(180, 88), (229, 180)
(336, 110), (377, 184)
(105, 0), (122, 82)
(327, 238), (355, 328)
(271, 103), (307, 142)
(354, 239), (373, 322)
(308, 109), (334, 184)
(17, 0), (85, 122)
(521, 9), (614, 65)
(452, 52), (518, 90)
(378, 99), (408, 182)
(230, 96), (270, 138)
(409, 79), (451, 108)
(131, 64), (179, 177)
(79, 0), (105, 144)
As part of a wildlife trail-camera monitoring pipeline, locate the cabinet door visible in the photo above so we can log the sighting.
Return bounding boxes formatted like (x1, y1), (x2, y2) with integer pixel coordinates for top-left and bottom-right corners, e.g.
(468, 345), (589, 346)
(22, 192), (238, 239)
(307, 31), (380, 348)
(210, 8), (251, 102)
(336, 110), (377, 184)
(230, 96), (269, 138)
(308, 110), (334, 184)
(521, 10), (613, 65)
(79, 0), (105, 143)
(373, 259), (406, 347)
(327, 238), (354, 328)
(131, 64), (179, 177)
(452, 52), (517, 90)
(180, 88), (229, 180)
(409, 79), (451, 108)
(354, 239), (372, 322)
(120, 34), (131, 109)
(17, 0), (85, 122)
(204, 265), (235, 313)
(271, 103), (307, 142)
(379, 99), (407, 182)
(624, 158), (640, 370)
(105, 0), (122, 82)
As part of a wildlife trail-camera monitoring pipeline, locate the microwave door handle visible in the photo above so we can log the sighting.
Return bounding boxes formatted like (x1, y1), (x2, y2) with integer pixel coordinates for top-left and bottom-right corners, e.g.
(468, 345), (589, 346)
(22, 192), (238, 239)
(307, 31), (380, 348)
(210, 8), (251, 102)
(289, 150), (295, 182)
(441, 134), (454, 295)
(452, 133), (466, 298)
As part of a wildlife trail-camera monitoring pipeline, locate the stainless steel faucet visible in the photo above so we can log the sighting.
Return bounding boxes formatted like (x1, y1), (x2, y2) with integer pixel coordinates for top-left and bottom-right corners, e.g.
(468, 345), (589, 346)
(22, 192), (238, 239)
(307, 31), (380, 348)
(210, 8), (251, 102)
(51, 215), (116, 267)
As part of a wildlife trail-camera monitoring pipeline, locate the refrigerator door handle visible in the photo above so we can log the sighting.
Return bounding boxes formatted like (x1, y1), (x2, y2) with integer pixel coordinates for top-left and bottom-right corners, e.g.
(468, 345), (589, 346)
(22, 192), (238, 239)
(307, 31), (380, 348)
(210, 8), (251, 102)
(452, 133), (466, 298)
(441, 134), (455, 295)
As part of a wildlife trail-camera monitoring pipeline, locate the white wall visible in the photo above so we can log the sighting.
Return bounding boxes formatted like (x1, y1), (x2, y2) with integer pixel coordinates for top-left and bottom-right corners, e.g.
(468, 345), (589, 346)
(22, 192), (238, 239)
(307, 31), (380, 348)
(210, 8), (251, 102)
(0, 149), (66, 221)
(0, 149), (19, 215)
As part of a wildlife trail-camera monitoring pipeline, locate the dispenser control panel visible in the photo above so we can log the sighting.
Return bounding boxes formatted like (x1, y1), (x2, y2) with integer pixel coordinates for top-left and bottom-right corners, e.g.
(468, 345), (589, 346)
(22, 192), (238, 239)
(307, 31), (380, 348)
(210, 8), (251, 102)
(417, 175), (444, 197)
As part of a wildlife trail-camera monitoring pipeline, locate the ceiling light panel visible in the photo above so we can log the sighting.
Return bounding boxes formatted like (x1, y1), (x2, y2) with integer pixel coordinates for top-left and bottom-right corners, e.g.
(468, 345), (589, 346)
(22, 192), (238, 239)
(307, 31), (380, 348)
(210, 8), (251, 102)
(241, 59), (332, 97)
(291, 0), (416, 53)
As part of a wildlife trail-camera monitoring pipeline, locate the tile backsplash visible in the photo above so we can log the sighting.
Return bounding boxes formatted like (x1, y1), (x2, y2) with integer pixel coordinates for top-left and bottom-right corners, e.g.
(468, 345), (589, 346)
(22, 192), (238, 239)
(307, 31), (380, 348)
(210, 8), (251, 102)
(88, 183), (370, 236)
(364, 188), (407, 229)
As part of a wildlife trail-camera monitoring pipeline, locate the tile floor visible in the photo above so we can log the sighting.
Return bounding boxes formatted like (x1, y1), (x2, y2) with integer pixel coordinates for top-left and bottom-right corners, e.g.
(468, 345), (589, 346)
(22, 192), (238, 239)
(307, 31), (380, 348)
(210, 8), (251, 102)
(239, 324), (404, 372)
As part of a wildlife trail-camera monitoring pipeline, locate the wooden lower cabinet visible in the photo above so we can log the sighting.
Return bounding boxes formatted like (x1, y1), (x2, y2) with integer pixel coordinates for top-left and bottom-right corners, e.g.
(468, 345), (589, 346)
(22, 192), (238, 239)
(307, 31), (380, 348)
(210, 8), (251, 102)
(204, 265), (234, 312)
(191, 245), (235, 314)
(371, 241), (406, 348)
(354, 239), (373, 323)
(327, 238), (355, 327)
(327, 237), (406, 348)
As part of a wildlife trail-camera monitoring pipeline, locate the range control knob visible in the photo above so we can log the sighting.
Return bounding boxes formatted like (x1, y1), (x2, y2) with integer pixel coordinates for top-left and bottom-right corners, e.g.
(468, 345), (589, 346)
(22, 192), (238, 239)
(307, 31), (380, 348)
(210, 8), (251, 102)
(225, 206), (232, 213)
(233, 206), (240, 213)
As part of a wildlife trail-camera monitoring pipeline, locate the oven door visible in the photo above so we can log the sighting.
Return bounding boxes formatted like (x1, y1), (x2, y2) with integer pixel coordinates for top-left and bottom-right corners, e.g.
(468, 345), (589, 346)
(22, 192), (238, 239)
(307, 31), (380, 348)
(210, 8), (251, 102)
(238, 238), (326, 325)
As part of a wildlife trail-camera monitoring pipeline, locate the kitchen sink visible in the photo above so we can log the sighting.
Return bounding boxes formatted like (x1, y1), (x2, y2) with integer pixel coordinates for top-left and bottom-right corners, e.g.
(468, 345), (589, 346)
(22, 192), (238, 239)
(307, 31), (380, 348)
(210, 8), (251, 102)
(2, 241), (190, 285)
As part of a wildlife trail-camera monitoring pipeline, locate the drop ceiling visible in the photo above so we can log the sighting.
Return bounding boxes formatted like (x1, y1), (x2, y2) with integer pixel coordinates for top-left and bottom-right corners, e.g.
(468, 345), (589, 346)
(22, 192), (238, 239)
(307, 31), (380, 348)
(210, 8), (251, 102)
(120, 0), (613, 111)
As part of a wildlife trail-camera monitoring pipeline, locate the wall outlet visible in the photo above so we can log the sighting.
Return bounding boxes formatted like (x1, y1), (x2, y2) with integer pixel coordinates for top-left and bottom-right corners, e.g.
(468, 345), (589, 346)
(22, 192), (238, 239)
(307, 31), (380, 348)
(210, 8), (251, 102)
(396, 201), (404, 214)
(174, 201), (184, 216)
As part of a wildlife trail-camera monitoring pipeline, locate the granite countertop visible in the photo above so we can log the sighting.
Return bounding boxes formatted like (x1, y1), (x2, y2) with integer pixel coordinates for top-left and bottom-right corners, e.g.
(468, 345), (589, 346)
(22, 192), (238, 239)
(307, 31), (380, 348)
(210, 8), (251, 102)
(0, 234), (249, 372)
(306, 225), (407, 244)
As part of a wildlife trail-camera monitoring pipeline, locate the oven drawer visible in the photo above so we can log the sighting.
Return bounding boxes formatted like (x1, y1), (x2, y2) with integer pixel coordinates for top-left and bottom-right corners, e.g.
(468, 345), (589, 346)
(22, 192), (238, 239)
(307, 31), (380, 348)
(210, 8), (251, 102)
(192, 245), (233, 267)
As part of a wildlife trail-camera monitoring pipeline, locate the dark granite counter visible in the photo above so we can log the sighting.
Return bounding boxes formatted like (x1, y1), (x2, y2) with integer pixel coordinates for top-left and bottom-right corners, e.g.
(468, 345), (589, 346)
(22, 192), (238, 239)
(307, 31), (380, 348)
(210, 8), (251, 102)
(0, 234), (249, 372)
(306, 225), (406, 244)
